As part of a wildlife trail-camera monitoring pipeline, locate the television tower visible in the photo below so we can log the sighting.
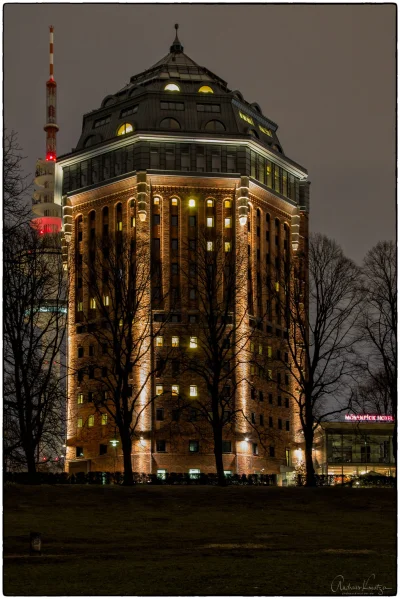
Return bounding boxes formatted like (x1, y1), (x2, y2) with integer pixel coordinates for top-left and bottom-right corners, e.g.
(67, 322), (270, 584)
(32, 26), (62, 235)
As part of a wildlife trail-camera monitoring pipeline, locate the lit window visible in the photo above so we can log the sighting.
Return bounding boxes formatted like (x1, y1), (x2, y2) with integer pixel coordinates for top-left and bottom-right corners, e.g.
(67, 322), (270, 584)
(206, 199), (214, 207)
(171, 198), (178, 206)
(259, 125), (273, 137)
(258, 344), (263, 355)
(189, 440), (199, 452)
(239, 111), (254, 125)
(88, 415), (95, 427)
(172, 336), (179, 347)
(116, 221), (122, 231)
(189, 468), (200, 479)
(103, 295), (110, 306)
(267, 346), (272, 358)
(157, 469), (167, 480)
(101, 414), (108, 425)
(250, 342), (254, 352)
(275, 282), (280, 292)
(77, 301), (83, 312)
(77, 417), (83, 428)
(117, 123), (133, 136)
(224, 242), (231, 252)
(207, 217), (214, 227)
(156, 336), (163, 347)
(154, 197), (160, 205)
(131, 217), (136, 228)
(119, 318), (123, 328)
(172, 385), (179, 396)
(77, 393), (83, 404)
(207, 241), (213, 251)
(267, 369), (272, 381)
(156, 385), (163, 396)
(225, 218), (231, 228)
(189, 199), (196, 207)
(190, 337), (198, 348)
(198, 85), (214, 93)
(224, 200), (231, 208)
(250, 365), (255, 375)
(164, 83), (180, 92)
(90, 297), (96, 309)
(190, 385), (198, 397)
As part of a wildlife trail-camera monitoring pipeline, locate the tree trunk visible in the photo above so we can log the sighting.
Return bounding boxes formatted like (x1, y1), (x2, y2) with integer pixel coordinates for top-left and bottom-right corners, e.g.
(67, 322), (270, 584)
(304, 432), (316, 487)
(213, 427), (226, 486)
(121, 435), (134, 486)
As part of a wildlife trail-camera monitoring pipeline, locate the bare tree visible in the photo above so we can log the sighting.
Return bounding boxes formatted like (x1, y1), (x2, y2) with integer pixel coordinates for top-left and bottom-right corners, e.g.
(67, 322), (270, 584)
(3, 227), (67, 475)
(267, 233), (362, 486)
(358, 240), (396, 458)
(178, 229), (252, 486)
(75, 229), (170, 485)
(3, 131), (32, 236)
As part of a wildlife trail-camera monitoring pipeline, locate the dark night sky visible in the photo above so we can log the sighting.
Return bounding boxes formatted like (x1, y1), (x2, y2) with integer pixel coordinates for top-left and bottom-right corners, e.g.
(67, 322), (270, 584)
(4, 3), (396, 264)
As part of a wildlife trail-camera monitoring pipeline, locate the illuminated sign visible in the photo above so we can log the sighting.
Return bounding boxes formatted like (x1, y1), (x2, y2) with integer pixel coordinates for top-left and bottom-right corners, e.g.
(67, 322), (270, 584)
(345, 414), (394, 422)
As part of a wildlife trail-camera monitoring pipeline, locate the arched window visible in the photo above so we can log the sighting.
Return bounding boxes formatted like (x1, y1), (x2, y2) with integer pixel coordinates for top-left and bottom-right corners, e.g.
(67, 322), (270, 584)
(116, 203), (123, 231)
(117, 123), (133, 136)
(206, 199), (214, 207)
(205, 120), (225, 132)
(164, 83), (180, 92)
(160, 118), (181, 130)
(198, 85), (213, 93)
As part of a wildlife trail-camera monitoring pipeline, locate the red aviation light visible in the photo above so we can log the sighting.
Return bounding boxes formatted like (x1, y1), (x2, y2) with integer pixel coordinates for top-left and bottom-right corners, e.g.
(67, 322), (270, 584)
(46, 153), (56, 162)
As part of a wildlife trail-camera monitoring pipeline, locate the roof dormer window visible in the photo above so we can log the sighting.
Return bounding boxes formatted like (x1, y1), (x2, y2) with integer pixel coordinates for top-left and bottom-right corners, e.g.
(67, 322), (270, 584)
(259, 125), (273, 137)
(117, 123), (133, 136)
(198, 85), (214, 93)
(164, 83), (180, 92)
(239, 111), (254, 125)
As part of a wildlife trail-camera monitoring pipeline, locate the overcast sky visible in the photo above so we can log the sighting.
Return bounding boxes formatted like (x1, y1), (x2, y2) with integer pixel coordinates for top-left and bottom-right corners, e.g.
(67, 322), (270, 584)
(4, 3), (396, 264)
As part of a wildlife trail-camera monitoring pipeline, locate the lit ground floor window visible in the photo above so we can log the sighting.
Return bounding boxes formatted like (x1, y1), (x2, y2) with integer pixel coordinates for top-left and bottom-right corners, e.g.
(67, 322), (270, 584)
(157, 469), (167, 480)
(189, 468), (200, 479)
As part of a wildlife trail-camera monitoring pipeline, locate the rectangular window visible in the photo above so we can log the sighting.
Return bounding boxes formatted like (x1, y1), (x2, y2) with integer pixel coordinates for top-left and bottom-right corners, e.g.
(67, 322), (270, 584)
(222, 441), (232, 453)
(285, 397), (289, 408)
(93, 115), (111, 128)
(77, 393), (83, 404)
(88, 392), (94, 403)
(190, 385), (197, 397)
(196, 149), (205, 172)
(266, 161), (272, 187)
(225, 218), (231, 228)
(253, 443), (259, 456)
(157, 469), (167, 479)
(260, 414), (264, 426)
(251, 412), (256, 424)
(190, 337), (198, 348)
(258, 344), (263, 355)
(189, 440), (199, 453)
(224, 242), (231, 252)
(99, 444), (108, 455)
(76, 446), (84, 458)
(269, 446), (275, 458)
(181, 150), (190, 171)
(172, 385), (179, 396)
(189, 468), (200, 479)
(156, 408), (164, 421)
(224, 199), (232, 208)
(211, 152), (221, 172)
(207, 241), (213, 251)
(120, 105), (138, 118)
(103, 295), (110, 306)
(171, 238), (178, 250)
(156, 440), (166, 452)
(207, 217), (214, 227)
(274, 165), (280, 193)
(171, 263), (178, 275)
(278, 396), (282, 406)
(268, 394), (273, 405)
(156, 385), (163, 396)
(89, 345), (94, 357)
(285, 421), (290, 431)
(150, 149), (160, 169)
(78, 347), (84, 358)
(116, 221), (123, 231)
(197, 103), (221, 112)
(90, 297), (96, 309)
(278, 418), (282, 430)
(156, 336), (163, 347)
(77, 417), (83, 428)
(153, 214), (160, 226)
(88, 415), (95, 427)
(172, 336), (179, 347)
(101, 414), (108, 425)
(269, 416), (273, 428)
(189, 215), (196, 227)
(153, 238), (160, 251)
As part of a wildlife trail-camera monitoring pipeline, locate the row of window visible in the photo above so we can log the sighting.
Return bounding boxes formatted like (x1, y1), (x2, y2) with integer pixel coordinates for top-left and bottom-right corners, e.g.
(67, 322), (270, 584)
(251, 391), (290, 407)
(77, 414), (108, 427)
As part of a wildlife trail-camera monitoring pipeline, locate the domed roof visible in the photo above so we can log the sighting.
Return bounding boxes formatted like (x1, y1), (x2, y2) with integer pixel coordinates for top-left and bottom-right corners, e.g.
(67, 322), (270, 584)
(74, 26), (284, 156)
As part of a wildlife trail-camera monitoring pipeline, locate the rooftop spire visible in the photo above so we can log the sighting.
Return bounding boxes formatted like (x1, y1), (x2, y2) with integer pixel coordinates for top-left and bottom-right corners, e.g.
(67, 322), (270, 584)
(170, 23), (184, 54)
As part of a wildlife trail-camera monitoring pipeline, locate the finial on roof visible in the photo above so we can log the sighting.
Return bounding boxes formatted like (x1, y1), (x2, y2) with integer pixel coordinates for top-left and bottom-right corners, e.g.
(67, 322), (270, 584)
(170, 23), (184, 54)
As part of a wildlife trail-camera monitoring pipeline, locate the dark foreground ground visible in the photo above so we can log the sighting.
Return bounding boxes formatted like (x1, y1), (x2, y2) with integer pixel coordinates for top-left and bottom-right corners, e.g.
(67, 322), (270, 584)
(3, 484), (397, 596)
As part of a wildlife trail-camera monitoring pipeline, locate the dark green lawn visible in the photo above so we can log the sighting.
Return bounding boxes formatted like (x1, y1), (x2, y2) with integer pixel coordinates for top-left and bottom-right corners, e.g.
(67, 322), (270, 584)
(3, 484), (397, 596)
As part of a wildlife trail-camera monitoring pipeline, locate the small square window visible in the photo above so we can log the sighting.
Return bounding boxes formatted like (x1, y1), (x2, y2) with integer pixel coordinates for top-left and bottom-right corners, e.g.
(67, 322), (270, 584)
(224, 242), (231, 252)
(207, 241), (213, 251)
(77, 393), (83, 404)
(157, 469), (167, 479)
(189, 199), (196, 207)
(222, 440), (232, 453)
(172, 385), (179, 396)
(225, 218), (231, 228)
(156, 336), (163, 347)
(99, 444), (108, 455)
(88, 415), (95, 427)
(189, 468), (200, 479)
(189, 337), (198, 348)
(101, 414), (108, 425)
(189, 440), (199, 453)
(189, 315), (197, 324)
(171, 198), (178, 206)
(153, 197), (160, 205)
(156, 408), (164, 421)
(190, 385), (197, 397)
(207, 217), (214, 227)
(172, 336), (179, 347)
(156, 385), (163, 396)
(156, 440), (166, 452)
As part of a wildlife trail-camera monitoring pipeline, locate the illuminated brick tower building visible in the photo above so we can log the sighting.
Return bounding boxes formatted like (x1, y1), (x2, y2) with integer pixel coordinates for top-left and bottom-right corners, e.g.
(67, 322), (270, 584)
(57, 27), (309, 481)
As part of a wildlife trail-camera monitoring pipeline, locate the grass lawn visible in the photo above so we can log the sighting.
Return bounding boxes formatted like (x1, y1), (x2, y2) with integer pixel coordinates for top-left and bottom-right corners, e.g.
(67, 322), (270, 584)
(3, 484), (396, 596)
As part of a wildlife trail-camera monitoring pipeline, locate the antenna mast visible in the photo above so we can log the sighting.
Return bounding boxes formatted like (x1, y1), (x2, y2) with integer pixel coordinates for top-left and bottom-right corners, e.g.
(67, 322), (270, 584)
(44, 25), (58, 161)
